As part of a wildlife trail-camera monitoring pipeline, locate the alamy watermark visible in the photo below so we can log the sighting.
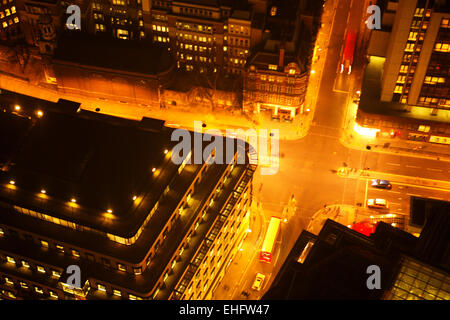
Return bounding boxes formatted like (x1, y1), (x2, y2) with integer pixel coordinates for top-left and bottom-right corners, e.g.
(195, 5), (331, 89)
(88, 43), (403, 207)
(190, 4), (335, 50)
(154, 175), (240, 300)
(170, 121), (279, 175)
(66, 5), (81, 30)
(366, 5), (381, 30)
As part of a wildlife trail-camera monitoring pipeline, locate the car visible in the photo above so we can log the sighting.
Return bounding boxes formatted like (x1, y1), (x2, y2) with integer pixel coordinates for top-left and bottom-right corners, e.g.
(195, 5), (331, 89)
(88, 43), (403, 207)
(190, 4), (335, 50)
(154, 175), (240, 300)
(252, 273), (266, 291)
(371, 179), (392, 190)
(367, 198), (389, 209)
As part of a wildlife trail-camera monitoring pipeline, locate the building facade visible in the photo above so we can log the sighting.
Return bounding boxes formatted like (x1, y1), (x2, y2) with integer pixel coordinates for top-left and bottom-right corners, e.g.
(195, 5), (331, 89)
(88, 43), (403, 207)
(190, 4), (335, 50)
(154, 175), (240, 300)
(377, 0), (450, 112)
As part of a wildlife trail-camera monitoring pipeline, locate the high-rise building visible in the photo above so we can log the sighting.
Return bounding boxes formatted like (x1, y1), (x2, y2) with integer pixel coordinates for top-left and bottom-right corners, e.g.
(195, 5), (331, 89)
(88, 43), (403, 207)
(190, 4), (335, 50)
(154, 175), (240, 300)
(0, 90), (255, 300)
(379, 0), (450, 111)
(355, 0), (450, 145)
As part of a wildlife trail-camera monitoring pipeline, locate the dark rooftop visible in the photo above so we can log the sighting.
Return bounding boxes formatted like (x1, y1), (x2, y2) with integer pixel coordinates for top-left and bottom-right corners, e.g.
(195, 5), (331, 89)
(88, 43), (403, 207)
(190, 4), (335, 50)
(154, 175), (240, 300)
(53, 31), (174, 76)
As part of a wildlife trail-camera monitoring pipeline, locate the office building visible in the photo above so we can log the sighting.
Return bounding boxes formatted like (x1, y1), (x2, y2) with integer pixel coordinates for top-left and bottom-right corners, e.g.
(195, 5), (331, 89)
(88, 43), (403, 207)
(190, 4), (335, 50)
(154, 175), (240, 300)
(356, 0), (450, 144)
(0, 89), (255, 300)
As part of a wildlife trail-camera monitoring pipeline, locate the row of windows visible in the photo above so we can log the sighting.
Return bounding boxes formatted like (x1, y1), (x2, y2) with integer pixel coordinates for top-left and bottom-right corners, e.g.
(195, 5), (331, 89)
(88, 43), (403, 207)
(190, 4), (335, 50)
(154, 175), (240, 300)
(153, 24), (169, 32)
(175, 21), (213, 34)
(178, 6), (213, 18)
(1, 16), (18, 28)
(0, 5), (15, 19)
(154, 35), (169, 42)
(434, 42), (450, 53)
(1, 276), (59, 299)
(177, 33), (213, 43)
(3, 255), (62, 279)
(424, 76), (446, 84)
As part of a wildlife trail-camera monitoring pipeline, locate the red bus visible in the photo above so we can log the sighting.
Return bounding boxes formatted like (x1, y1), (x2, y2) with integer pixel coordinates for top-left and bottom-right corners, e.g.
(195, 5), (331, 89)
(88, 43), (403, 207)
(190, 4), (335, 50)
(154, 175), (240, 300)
(260, 217), (282, 263)
(340, 31), (356, 75)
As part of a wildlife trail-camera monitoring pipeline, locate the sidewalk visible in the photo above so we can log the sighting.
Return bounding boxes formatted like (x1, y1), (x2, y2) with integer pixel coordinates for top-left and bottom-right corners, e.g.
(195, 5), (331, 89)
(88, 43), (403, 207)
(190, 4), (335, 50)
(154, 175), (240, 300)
(307, 204), (359, 235)
(306, 203), (407, 235)
(337, 167), (450, 191)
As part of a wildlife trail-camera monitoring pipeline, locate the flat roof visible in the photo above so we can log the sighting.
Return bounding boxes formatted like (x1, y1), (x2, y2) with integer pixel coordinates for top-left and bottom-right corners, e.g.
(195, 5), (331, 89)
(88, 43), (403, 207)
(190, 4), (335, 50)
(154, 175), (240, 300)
(53, 32), (174, 76)
(0, 90), (184, 238)
(359, 56), (450, 124)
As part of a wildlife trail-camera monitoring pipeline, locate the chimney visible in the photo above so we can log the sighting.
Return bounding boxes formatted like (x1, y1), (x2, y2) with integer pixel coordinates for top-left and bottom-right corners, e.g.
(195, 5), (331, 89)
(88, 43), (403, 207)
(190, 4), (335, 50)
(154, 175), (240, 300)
(278, 46), (285, 68)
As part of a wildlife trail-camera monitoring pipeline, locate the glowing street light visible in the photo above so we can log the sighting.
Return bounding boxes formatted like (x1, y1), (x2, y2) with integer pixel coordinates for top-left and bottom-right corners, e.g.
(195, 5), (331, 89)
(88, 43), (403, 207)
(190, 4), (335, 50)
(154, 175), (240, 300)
(40, 189), (47, 194)
(107, 209), (113, 213)
(9, 180), (15, 185)
(36, 110), (44, 118)
(14, 105), (21, 111)
(71, 198), (77, 203)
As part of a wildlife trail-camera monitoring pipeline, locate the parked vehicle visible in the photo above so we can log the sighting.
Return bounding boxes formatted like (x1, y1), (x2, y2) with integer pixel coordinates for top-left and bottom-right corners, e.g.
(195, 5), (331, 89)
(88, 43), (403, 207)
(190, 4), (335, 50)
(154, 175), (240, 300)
(371, 179), (392, 190)
(367, 198), (389, 209)
(252, 273), (266, 291)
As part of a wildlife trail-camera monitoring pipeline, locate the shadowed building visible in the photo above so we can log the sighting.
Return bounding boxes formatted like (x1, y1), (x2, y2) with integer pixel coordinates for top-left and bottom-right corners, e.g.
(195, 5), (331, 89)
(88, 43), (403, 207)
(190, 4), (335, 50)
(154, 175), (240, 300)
(0, 89), (255, 300)
(356, 0), (450, 144)
(263, 199), (450, 300)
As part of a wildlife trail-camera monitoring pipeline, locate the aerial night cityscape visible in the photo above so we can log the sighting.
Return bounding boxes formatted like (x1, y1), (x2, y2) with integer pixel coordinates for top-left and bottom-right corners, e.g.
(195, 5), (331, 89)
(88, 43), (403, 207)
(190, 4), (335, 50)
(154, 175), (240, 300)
(0, 0), (449, 313)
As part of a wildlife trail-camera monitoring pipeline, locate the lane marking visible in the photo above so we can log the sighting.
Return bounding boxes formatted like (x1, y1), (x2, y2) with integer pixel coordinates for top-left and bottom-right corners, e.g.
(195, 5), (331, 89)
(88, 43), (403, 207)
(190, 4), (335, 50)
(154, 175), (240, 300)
(390, 202), (402, 206)
(387, 163), (401, 166)
(427, 168), (443, 172)
(407, 194), (423, 197)
(406, 165), (420, 169)
(429, 197), (444, 200)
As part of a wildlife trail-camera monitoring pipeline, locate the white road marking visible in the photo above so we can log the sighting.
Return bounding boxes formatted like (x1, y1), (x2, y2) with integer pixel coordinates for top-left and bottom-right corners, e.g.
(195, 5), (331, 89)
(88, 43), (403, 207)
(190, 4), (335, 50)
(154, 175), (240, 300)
(427, 168), (443, 172)
(407, 194), (422, 197)
(390, 202), (402, 206)
(406, 165), (420, 169)
(387, 163), (401, 166)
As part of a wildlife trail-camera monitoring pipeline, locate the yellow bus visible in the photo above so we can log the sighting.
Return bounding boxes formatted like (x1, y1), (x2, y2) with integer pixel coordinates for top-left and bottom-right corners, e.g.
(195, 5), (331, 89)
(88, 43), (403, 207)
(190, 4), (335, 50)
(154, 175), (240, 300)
(260, 217), (282, 263)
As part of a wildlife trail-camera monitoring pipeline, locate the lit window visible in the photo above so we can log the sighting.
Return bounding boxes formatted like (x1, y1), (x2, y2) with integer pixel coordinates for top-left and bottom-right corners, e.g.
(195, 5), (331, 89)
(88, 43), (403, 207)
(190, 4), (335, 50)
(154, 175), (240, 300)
(13, 16), (18, 23)
(418, 125), (430, 133)
(268, 64), (277, 71)
(49, 291), (58, 299)
(22, 260), (30, 268)
(37, 265), (45, 273)
(113, 289), (121, 297)
(20, 282), (28, 289)
(11, 6), (15, 14)
(6, 256), (15, 264)
(0, 227), (4, 236)
(56, 244), (64, 252)
(52, 270), (61, 278)
(72, 250), (80, 258)
(97, 284), (106, 292)
(5, 8), (10, 16)
(4, 277), (13, 285)
(35, 286), (43, 294)
(152, 24), (156, 30)
(117, 263), (127, 272)
(2, 22), (7, 28)
(40, 240), (49, 248)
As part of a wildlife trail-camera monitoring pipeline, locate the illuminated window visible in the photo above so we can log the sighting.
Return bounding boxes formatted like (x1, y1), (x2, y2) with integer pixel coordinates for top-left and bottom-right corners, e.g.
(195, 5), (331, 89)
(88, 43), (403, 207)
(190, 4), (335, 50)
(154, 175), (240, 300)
(49, 291), (58, 299)
(117, 263), (127, 272)
(113, 289), (121, 297)
(152, 24), (156, 30)
(22, 260), (30, 268)
(11, 6), (15, 14)
(2, 21), (7, 28)
(52, 270), (61, 278)
(441, 18), (449, 28)
(394, 85), (403, 93)
(133, 267), (142, 275)
(56, 244), (64, 253)
(418, 125), (430, 133)
(408, 32), (418, 41)
(405, 43), (415, 52)
(268, 64), (277, 71)
(397, 75), (406, 83)
(97, 284), (106, 292)
(223, 46), (227, 51)
(20, 282), (28, 289)
(270, 6), (277, 16)
(35, 286), (43, 294)
(40, 240), (49, 248)
(0, 227), (4, 236)
(399, 65), (409, 73)
(72, 249), (80, 258)
(6, 256), (15, 264)
(5, 8), (10, 16)
(4, 277), (13, 285)
(37, 265), (45, 273)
